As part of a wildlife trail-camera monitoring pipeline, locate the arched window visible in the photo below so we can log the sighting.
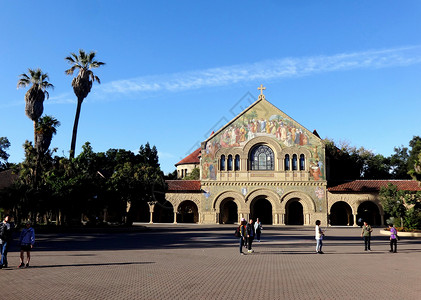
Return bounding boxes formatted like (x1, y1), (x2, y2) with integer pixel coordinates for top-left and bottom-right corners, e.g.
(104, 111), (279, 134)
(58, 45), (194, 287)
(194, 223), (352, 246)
(235, 155), (240, 171)
(250, 145), (274, 170)
(300, 154), (305, 171)
(227, 155), (233, 171)
(220, 155), (225, 171)
(292, 154), (297, 171)
(284, 154), (290, 171)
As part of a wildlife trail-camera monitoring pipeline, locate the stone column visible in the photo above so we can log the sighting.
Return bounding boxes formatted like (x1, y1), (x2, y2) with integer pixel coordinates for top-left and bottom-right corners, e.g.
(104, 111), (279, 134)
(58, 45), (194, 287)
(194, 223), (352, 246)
(148, 201), (156, 224)
(381, 214), (385, 226)
(173, 210), (178, 224)
(353, 214), (358, 227)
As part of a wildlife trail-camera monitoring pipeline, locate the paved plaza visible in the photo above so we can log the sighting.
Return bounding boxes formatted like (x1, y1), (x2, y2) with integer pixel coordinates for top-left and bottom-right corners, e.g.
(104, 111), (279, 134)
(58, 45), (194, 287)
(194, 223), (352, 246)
(0, 224), (420, 300)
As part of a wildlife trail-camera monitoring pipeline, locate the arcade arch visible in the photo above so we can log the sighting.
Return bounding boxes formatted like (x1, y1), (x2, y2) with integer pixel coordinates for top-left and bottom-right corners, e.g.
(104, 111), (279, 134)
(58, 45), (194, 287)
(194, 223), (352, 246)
(330, 201), (353, 226)
(177, 200), (199, 223)
(357, 201), (382, 226)
(219, 198), (238, 224)
(250, 197), (273, 225)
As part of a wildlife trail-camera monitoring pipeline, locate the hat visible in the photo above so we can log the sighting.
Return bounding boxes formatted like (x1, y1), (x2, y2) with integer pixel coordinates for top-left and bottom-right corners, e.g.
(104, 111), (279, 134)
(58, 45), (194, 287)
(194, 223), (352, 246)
(241, 218), (246, 221)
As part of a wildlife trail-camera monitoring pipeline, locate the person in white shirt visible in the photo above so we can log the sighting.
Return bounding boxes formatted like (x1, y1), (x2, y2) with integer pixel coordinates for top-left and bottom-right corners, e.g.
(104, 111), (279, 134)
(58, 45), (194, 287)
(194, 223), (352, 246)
(315, 220), (324, 254)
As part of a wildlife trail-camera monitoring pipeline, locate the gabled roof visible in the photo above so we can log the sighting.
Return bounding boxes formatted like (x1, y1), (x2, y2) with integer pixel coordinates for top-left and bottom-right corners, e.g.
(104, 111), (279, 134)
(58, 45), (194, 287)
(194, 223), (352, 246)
(175, 147), (201, 166)
(0, 169), (18, 189)
(203, 97), (322, 145)
(166, 180), (201, 192)
(328, 180), (421, 192)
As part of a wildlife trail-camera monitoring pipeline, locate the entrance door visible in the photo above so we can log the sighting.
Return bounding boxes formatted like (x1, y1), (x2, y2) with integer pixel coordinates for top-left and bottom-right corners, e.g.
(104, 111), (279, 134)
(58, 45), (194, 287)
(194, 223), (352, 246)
(286, 200), (304, 225)
(220, 199), (238, 224)
(251, 198), (272, 224)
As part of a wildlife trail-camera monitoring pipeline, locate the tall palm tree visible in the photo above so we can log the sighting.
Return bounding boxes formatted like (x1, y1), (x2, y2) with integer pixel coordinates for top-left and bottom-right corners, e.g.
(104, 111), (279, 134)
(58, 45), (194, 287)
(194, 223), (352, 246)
(35, 115), (60, 154)
(65, 49), (105, 158)
(17, 68), (54, 148)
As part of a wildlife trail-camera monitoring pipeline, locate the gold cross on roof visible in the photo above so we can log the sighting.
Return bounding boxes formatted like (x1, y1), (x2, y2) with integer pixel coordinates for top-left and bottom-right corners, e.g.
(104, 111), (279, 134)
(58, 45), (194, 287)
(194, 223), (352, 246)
(257, 84), (266, 100)
(258, 84), (266, 95)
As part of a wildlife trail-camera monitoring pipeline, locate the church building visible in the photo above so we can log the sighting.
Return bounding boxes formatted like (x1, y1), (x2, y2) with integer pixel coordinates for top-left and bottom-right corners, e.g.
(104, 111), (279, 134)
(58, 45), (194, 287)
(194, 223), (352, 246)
(162, 86), (421, 226)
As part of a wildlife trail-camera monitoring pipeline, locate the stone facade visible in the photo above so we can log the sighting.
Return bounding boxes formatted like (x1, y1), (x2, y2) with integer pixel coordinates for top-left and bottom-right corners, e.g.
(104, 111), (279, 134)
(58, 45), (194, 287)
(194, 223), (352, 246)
(162, 90), (420, 226)
(165, 91), (330, 225)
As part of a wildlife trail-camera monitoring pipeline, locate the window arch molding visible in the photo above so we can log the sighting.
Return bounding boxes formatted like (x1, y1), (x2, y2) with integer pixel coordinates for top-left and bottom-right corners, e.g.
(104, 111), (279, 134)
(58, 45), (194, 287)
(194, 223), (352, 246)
(280, 147), (312, 171)
(249, 144), (275, 171)
(215, 148), (242, 172)
(243, 137), (282, 170)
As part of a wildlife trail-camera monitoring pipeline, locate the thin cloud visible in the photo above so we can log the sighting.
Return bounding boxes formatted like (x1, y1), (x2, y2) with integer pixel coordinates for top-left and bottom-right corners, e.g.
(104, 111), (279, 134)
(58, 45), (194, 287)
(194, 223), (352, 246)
(95, 45), (421, 98)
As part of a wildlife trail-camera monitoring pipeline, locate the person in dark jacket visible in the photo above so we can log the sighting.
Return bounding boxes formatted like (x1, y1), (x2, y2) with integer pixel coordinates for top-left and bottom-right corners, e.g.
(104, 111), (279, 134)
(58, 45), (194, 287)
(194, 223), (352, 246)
(0, 215), (12, 268)
(19, 221), (35, 268)
(246, 219), (255, 253)
(238, 219), (247, 255)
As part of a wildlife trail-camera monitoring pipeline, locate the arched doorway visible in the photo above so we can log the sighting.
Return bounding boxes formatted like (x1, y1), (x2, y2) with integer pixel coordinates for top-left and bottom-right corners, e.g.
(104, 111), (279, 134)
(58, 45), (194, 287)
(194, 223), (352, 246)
(286, 199), (304, 225)
(219, 198), (238, 224)
(357, 201), (381, 226)
(330, 201), (353, 226)
(251, 197), (272, 224)
(153, 201), (174, 223)
(177, 200), (199, 223)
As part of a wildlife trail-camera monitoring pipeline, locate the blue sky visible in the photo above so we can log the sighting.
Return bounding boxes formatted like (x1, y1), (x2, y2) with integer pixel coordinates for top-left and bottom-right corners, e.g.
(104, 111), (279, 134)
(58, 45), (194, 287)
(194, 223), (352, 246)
(1, 1), (421, 174)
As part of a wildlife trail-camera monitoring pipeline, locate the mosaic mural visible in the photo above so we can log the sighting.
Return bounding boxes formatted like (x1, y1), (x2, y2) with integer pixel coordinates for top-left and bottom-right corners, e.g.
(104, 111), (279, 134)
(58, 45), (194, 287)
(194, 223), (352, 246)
(201, 99), (325, 181)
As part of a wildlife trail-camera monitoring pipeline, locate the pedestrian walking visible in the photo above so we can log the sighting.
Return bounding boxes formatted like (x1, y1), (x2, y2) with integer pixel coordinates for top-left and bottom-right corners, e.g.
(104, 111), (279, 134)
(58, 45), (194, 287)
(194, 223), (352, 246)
(254, 218), (263, 242)
(315, 220), (324, 254)
(389, 224), (398, 253)
(19, 221), (35, 268)
(238, 219), (247, 255)
(361, 221), (373, 251)
(246, 219), (255, 253)
(0, 215), (12, 268)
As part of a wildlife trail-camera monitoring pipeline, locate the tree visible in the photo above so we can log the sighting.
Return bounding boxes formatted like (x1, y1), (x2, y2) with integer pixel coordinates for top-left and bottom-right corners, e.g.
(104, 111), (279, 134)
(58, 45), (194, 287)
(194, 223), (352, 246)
(65, 50), (105, 158)
(35, 116), (60, 154)
(408, 136), (421, 181)
(183, 167), (200, 180)
(17, 68), (54, 148)
(379, 184), (407, 227)
(389, 146), (410, 179)
(0, 137), (10, 170)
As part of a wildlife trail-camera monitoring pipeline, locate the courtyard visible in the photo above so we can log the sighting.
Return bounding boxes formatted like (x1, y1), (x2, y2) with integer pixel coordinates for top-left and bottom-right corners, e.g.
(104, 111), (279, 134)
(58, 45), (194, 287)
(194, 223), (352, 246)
(0, 225), (420, 300)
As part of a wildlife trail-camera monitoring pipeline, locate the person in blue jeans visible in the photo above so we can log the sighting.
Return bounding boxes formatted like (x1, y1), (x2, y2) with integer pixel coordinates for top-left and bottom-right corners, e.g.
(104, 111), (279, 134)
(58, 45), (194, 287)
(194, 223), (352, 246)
(0, 215), (12, 268)
(315, 220), (324, 254)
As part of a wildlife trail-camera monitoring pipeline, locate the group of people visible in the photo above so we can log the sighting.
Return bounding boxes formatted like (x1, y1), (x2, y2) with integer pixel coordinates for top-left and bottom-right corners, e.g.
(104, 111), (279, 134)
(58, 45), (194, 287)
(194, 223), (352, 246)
(358, 221), (399, 253)
(0, 215), (36, 269)
(237, 218), (401, 255)
(237, 217), (263, 255)
(316, 220), (400, 254)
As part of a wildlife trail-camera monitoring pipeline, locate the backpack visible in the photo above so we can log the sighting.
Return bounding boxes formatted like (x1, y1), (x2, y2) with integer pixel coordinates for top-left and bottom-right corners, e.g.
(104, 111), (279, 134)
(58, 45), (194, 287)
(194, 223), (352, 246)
(234, 226), (241, 237)
(0, 223), (5, 240)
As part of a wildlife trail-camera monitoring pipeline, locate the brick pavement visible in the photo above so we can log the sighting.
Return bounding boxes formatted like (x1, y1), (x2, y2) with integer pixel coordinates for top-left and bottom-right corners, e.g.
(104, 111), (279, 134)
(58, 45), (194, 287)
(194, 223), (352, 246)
(0, 225), (420, 300)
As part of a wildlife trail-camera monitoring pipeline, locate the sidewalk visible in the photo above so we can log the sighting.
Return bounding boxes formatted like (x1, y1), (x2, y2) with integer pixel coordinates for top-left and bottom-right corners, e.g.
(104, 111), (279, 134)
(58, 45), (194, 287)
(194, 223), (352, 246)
(0, 225), (419, 299)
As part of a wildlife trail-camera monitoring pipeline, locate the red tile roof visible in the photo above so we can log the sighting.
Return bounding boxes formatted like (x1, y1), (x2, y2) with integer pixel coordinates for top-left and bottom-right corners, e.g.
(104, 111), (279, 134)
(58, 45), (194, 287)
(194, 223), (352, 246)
(166, 180), (201, 192)
(328, 180), (421, 192)
(175, 148), (201, 166)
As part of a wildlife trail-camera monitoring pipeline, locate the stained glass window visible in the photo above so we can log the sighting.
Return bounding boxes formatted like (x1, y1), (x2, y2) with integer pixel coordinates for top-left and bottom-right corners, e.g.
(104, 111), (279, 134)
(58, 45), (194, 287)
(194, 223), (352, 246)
(250, 145), (274, 170)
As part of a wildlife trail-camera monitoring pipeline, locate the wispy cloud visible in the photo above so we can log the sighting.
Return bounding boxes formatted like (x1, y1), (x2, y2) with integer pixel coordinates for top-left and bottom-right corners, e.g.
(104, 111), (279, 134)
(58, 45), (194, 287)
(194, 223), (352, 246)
(48, 93), (76, 104)
(95, 45), (421, 98)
